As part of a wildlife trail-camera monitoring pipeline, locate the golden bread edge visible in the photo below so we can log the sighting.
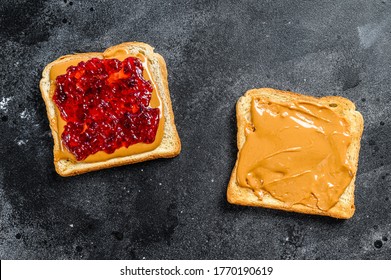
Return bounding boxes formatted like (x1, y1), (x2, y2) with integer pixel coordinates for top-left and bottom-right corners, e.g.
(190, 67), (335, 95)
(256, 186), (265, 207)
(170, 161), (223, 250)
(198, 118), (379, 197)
(40, 42), (181, 176)
(227, 88), (364, 219)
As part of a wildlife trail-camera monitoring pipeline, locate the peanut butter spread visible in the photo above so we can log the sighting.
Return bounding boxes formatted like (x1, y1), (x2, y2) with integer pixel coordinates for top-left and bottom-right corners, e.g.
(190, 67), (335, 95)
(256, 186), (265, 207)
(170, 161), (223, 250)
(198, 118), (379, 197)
(49, 49), (164, 163)
(237, 97), (354, 211)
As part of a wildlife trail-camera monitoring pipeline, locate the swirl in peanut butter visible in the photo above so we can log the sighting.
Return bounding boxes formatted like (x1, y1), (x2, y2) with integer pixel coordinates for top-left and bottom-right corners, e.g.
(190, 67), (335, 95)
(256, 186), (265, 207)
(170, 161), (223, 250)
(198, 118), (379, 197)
(237, 98), (353, 211)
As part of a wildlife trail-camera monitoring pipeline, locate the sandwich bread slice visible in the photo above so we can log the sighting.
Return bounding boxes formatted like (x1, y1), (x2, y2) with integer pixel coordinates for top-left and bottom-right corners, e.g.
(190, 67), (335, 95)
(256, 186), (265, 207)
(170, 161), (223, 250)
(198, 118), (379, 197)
(227, 88), (363, 219)
(40, 42), (181, 176)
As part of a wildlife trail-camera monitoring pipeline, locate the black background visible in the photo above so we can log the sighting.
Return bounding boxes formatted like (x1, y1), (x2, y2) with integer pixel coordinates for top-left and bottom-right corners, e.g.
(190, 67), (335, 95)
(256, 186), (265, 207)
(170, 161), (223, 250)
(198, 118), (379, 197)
(0, 0), (390, 259)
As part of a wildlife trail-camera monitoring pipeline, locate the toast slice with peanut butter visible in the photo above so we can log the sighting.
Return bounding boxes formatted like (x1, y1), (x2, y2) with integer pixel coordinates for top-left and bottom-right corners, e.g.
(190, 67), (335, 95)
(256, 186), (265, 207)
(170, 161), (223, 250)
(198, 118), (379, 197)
(227, 88), (363, 219)
(40, 42), (181, 176)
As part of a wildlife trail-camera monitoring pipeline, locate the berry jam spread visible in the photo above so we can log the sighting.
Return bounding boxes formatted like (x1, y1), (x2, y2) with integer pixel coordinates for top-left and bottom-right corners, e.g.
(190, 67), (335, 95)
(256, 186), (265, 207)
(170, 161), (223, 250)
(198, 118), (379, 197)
(53, 57), (160, 161)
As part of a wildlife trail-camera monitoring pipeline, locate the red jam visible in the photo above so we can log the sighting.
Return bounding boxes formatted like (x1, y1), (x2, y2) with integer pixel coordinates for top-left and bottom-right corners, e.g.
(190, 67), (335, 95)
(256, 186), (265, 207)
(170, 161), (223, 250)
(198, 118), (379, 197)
(53, 57), (160, 161)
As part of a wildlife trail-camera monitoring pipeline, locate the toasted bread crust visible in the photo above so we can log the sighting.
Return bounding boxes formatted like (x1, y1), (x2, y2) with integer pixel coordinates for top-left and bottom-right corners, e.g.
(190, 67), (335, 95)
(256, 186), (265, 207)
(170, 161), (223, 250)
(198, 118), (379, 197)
(40, 42), (181, 176)
(227, 88), (364, 219)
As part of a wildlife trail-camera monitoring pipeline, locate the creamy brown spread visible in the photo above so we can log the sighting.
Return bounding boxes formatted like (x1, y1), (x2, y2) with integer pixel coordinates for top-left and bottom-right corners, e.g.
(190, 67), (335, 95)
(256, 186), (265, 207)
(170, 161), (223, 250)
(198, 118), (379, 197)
(237, 97), (353, 211)
(50, 49), (164, 163)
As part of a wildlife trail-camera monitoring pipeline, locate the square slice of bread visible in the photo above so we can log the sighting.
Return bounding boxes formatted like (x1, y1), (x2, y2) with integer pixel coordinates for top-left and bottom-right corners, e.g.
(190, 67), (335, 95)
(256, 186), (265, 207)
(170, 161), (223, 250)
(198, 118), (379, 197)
(40, 42), (181, 176)
(227, 88), (364, 219)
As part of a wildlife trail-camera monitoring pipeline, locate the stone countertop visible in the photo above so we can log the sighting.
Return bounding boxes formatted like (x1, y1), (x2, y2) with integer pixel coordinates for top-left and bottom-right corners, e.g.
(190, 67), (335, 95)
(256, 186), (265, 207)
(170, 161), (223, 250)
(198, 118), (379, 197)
(0, 0), (390, 259)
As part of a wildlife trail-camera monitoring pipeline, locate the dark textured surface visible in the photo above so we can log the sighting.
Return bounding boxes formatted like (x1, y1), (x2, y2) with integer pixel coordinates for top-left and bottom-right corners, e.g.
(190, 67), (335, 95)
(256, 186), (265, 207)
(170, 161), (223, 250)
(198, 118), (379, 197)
(1, 0), (390, 260)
